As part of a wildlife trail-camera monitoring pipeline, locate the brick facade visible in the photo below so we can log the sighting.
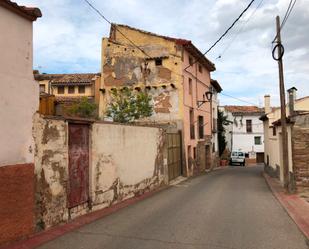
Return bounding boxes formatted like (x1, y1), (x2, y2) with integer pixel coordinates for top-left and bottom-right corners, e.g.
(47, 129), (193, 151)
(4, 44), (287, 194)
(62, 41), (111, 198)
(292, 116), (309, 190)
(0, 164), (35, 245)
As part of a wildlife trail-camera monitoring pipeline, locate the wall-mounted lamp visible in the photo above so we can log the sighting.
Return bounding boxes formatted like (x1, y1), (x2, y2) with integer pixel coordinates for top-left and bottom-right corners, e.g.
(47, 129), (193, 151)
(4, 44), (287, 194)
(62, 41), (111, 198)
(197, 90), (213, 108)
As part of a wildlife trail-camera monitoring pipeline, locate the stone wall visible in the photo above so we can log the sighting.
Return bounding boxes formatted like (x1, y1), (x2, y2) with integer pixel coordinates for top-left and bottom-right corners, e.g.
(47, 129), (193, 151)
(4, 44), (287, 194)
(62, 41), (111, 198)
(292, 114), (309, 191)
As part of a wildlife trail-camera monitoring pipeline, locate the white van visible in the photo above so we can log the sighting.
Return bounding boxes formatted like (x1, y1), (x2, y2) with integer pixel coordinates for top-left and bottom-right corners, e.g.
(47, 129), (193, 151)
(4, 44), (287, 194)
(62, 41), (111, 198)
(230, 151), (245, 166)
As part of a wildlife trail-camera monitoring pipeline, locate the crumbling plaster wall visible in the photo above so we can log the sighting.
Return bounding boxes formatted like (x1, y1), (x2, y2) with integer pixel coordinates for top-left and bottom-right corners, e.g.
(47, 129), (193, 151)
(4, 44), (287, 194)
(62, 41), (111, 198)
(33, 115), (168, 229)
(91, 123), (167, 210)
(100, 34), (184, 124)
(33, 114), (69, 230)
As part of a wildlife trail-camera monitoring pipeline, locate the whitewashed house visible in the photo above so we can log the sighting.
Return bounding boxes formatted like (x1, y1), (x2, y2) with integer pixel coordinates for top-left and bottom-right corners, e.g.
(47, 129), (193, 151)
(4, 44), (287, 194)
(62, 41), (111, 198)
(220, 106), (265, 164)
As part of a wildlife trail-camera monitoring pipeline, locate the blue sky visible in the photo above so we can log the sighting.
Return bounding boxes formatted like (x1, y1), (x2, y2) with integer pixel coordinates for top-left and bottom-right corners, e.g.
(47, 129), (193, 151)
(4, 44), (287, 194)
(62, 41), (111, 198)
(18, 0), (309, 106)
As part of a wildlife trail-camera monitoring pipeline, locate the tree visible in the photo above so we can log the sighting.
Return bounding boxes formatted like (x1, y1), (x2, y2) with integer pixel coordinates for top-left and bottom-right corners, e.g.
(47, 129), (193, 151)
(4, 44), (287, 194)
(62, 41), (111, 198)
(106, 88), (153, 123)
(67, 97), (98, 118)
(217, 109), (231, 156)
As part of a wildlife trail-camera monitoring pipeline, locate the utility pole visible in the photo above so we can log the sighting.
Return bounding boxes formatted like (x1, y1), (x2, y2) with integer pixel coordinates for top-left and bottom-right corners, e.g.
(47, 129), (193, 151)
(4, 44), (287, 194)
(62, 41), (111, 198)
(274, 15), (289, 191)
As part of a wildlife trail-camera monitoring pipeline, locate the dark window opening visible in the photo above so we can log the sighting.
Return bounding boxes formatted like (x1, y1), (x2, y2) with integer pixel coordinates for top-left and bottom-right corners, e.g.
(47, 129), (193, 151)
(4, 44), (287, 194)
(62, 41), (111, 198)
(193, 147), (197, 159)
(272, 127), (276, 136)
(39, 84), (45, 93)
(245, 153), (249, 158)
(198, 115), (204, 139)
(254, 136), (262, 145)
(57, 86), (64, 94)
(78, 86), (85, 94)
(190, 109), (195, 139)
(68, 86), (75, 94)
(155, 58), (162, 66)
(189, 56), (194, 66)
(189, 78), (192, 95)
(198, 64), (203, 73)
(246, 119), (252, 133)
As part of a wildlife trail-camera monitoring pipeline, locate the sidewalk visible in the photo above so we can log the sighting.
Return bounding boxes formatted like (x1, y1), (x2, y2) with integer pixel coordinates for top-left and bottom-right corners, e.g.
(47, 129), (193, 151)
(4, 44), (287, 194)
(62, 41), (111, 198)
(264, 173), (309, 243)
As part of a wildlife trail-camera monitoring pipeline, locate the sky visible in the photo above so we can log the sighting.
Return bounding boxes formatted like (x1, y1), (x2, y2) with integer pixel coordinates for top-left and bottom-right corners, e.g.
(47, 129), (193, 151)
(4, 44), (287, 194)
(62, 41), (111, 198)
(18, 0), (309, 106)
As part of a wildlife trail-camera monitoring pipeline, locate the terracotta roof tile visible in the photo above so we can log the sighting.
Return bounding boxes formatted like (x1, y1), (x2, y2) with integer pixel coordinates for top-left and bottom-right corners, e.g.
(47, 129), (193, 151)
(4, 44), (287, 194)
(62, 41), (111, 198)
(34, 73), (101, 86)
(1, 0), (42, 21)
(224, 105), (264, 114)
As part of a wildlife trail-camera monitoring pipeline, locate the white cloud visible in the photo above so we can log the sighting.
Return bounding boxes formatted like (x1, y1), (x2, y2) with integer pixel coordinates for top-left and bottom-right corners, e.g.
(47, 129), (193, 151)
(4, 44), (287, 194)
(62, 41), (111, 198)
(17, 0), (309, 106)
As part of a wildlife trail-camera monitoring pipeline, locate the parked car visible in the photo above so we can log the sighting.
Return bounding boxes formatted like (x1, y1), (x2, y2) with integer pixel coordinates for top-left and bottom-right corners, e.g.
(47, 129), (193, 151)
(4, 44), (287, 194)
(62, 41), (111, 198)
(230, 151), (245, 166)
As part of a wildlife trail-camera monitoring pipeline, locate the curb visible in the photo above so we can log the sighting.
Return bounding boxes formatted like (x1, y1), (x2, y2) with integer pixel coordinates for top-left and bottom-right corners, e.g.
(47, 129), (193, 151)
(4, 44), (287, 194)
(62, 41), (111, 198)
(0, 185), (170, 249)
(263, 172), (309, 243)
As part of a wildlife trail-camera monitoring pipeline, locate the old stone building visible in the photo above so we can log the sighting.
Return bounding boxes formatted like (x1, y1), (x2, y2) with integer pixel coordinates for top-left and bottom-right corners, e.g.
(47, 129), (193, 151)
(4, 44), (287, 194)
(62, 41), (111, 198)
(99, 24), (220, 177)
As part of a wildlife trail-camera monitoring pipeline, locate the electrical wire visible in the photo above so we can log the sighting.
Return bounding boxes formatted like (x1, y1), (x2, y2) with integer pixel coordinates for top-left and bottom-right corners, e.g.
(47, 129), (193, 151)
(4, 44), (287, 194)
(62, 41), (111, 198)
(271, 0), (297, 43)
(220, 92), (258, 106)
(83, 0), (151, 58)
(217, 0), (265, 59)
(185, 0), (256, 70)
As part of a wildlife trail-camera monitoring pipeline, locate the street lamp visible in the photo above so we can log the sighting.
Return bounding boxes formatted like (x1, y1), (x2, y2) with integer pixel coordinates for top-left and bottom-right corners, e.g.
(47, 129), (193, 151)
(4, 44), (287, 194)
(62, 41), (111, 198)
(197, 90), (213, 108)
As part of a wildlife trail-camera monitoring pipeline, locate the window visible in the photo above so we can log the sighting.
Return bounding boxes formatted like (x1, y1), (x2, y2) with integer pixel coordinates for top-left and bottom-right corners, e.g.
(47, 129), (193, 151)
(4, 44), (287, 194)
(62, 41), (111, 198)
(198, 115), (204, 139)
(78, 85), (85, 94)
(68, 86), (75, 94)
(187, 146), (191, 166)
(193, 147), (197, 159)
(155, 58), (162, 66)
(189, 56), (193, 66)
(57, 86), (64, 94)
(254, 136), (262, 145)
(198, 64), (203, 73)
(272, 127), (277, 136)
(39, 84), (45, 93)
(246, 119), (252, 133)
(188, 78), (192, 95)
(190, 109), (195, 139)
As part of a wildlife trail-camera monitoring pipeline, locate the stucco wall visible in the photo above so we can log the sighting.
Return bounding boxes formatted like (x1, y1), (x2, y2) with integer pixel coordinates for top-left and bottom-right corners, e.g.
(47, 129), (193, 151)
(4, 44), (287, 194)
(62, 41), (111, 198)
(33, 114), (69, 229)
(33, 115), (167, 229)
(91, 123), (166, 210)
(0, 6), (38, 167)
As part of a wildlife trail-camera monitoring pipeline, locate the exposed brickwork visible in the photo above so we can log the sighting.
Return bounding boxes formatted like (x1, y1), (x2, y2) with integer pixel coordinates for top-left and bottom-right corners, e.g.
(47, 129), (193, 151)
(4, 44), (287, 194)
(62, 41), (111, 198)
(292, 127), (309, 190)
(0, 164), (35, 245)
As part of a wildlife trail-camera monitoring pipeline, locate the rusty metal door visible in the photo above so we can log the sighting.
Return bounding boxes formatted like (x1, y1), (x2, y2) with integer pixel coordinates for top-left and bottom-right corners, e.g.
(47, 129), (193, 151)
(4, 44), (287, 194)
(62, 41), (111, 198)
(68, 124), (90, 208)
(167, 132), (182, 181)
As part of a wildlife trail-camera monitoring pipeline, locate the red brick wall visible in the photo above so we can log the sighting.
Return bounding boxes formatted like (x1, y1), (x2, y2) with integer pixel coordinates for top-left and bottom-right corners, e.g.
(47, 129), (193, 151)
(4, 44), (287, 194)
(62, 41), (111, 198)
(0, 164), (35, 245)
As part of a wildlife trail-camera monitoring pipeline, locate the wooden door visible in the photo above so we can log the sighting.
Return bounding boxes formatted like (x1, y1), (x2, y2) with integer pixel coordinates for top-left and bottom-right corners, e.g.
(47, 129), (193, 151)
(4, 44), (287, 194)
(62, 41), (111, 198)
(68, 124), (90, 208)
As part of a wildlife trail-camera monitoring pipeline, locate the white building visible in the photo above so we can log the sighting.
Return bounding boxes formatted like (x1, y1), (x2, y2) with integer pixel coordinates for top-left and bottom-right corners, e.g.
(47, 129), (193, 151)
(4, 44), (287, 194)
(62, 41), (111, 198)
(210, 79), (222, 166)
(220, 106), (265, 163)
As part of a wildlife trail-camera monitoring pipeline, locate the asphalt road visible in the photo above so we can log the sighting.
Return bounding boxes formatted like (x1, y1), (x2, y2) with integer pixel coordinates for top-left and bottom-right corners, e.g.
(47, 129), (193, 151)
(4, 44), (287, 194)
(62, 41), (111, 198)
(37, 165), (308, 249)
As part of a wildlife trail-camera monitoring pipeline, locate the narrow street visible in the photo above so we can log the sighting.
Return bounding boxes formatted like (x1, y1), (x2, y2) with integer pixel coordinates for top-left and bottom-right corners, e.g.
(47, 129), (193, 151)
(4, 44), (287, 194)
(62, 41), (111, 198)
(37, 165), (308, 249)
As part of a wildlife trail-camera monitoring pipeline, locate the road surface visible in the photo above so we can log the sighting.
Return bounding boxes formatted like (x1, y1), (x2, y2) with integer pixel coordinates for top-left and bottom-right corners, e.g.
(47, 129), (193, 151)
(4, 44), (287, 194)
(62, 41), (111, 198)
(37, 165), (308, 249)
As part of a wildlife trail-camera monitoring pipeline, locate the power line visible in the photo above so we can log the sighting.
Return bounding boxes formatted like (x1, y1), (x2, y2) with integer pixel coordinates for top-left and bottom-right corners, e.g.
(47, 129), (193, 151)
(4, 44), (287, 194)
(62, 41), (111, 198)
(272, 0), (297, 43)
(184, 0), (256, 70)
(220, 92), (258, 106)
(83, 0), (151, 58)
(217, 0), (265, 59)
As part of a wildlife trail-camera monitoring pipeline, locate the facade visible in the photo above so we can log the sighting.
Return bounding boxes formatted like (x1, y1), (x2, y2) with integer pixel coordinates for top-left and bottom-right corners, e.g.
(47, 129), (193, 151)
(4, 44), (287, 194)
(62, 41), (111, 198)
(210, 79), (222, 166)
(220, 105), (264, 163)
(34, 72), (101, 114)
(261, 88), (309, 190)
(99, 24), (219, 177)
(0, 0), (41, 245)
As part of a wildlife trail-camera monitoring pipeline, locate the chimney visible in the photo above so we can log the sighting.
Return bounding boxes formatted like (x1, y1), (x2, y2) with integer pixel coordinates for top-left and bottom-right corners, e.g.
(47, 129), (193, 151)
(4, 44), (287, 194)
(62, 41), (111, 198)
(287, 87), (297, 116)
(264, 95), (271, 113)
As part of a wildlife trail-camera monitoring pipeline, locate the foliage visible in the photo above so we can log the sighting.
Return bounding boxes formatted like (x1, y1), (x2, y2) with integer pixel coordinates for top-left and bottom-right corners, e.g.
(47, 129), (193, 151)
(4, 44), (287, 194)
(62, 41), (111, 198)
(106, 88), (153, 123)
(67, 97), (98, 118)
(218, 109), (232, 157)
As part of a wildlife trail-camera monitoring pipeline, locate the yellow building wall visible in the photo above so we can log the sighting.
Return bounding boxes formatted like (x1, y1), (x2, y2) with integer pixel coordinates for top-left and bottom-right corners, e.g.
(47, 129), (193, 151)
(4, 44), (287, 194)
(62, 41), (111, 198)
(100, 25), (184, 123)
(51, 85), (93, 97)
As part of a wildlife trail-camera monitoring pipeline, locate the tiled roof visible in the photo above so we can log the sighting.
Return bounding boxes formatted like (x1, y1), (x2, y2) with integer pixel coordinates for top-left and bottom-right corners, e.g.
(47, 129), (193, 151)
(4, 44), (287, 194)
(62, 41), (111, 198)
(34, 73), (101, 86)
(110, 23), (216, 71)
(224, 105), (264, 114)
(0, 0), (42, 21)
